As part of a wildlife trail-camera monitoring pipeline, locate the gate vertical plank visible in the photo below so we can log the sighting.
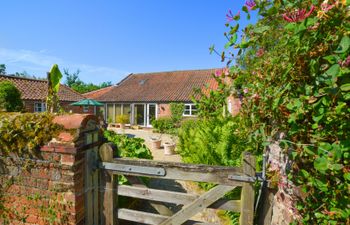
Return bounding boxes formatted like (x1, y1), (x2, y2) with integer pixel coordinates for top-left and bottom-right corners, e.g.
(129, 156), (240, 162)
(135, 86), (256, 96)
(92, 146), (100, 225)
(240, 152), (256, 225)
(99, 143), (118, 225)
(85, 149), (93, 225)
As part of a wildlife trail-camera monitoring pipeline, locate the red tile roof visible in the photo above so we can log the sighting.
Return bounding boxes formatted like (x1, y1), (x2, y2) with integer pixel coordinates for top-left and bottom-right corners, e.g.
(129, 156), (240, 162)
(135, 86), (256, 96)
(0, 75), (84, 102)
(82, 85), (114, 99)
(84, 69), (218, 102)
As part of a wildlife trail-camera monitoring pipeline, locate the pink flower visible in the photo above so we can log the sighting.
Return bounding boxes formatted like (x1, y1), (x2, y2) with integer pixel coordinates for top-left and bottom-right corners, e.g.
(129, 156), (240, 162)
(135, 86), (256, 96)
(226, 9), (240, 22)
(339, 55), (350, 67)
(252, 93), (260, 99)
(215, 69), (222, 77)
(243, 88), (249, 94)
(321, 2), (334, 12)
(245, 0), (256, 10)
(223, 67), (230, 76)
(282, 5), (316, 23)
(256, 48), (265, 57)
(215, 68), (230, 77)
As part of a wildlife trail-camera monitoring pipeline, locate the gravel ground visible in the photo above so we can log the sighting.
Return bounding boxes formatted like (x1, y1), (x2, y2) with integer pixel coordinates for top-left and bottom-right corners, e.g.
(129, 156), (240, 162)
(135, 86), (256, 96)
(108, 127), (227, 224)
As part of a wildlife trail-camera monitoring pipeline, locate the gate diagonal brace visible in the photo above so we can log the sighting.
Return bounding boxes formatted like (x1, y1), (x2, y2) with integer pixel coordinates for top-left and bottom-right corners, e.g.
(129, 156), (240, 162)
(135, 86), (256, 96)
(100, 162), (166, 176)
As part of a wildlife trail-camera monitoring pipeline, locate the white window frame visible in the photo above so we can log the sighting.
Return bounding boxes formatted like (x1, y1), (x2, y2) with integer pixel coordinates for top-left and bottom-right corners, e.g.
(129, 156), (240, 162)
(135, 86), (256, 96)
(83, 105), (89, 113)
(183, 103), (197, 116)
(34, 102), (46, 112)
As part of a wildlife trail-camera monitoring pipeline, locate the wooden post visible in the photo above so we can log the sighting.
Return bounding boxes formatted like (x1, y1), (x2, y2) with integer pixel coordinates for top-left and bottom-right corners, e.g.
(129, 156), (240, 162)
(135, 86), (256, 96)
(99, 143), (118, 225)
(240, 152), (256, 225)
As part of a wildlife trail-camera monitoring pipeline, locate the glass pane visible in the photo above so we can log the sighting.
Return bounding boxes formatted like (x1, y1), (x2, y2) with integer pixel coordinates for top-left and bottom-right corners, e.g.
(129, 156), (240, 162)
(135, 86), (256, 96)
(191, 104), (197, 115)
(115, 104), (122, 121)
(123, 104), (131, 114)
(123, 104), (131, 123)
(134, 104), (145, 126)
(98, 106), (105, 118)
(149, 104), (156, 125)
(107, 104), (114, 123)
(184, 109), (191, 115)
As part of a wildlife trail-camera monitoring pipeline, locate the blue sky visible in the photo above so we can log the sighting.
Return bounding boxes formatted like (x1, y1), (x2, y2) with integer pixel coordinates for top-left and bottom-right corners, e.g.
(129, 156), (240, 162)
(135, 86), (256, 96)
(0, 1), (256, 84)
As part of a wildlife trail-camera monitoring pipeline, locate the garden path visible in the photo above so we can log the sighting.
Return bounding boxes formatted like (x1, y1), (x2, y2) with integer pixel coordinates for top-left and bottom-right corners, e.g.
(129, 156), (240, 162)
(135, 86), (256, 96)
(108, 127), (228, 224)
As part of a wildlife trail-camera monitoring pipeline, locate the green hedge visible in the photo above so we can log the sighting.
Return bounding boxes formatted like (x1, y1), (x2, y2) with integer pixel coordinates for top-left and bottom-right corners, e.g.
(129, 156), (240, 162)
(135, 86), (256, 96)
(151, 117), (176, 134)
(104, 130), (152, 159)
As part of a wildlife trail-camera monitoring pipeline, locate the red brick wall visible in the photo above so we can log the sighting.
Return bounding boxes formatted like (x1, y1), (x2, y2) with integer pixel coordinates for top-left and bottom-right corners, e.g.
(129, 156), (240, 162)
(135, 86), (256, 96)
(0, 114), (101, 225)
(23, 100), (95, 114)
(157, 103), (172, 118)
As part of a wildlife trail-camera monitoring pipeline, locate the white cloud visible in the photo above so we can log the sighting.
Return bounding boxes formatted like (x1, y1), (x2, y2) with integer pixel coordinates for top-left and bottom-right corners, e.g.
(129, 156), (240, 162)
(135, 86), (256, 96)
(0, 48), (128, 84)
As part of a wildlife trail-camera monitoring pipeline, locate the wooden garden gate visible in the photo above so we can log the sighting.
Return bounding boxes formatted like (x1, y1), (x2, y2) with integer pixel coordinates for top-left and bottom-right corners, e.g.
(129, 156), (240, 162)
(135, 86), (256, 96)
(96, 143), (256, 225)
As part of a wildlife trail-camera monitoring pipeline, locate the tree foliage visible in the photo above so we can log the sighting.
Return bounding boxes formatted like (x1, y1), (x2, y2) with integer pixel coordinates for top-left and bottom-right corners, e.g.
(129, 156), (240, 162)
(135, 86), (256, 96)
(218, 0), (350, 223)
(0, 81), (23, 112)
(0, 64), (6, 74)
(170, 102), (184, 125)
(64, 69), (112, 94)
(192, 74), (232, 119)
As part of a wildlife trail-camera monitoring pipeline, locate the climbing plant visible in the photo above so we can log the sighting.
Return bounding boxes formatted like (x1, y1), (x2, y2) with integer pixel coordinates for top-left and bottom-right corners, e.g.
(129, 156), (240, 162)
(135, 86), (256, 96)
(216, 0), (350, 223)
(0, 113), (62, 156)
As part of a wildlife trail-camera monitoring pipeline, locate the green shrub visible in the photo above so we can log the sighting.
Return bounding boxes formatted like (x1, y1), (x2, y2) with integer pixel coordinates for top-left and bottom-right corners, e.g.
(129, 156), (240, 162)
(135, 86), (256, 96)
(178, 117), (247, 167)
(116, 114), (129, 124)
(170, 102), (184, 125)
(151, 117), (175, 134)
(0, 81), (23, 112)
(104, 130), (152, 159)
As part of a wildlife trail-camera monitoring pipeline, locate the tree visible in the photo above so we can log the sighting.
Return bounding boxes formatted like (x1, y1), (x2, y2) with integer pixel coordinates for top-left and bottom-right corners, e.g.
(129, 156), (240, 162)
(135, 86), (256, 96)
(64, 68), (81, 87)
(64, 68), (112, 93)
(0, 81), (23, 112)
(0, 64), (6, 74)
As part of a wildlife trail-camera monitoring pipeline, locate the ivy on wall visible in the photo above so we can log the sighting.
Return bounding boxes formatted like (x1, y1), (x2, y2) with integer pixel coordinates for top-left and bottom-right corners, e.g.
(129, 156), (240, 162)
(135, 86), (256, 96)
(0, 113), (62, 156)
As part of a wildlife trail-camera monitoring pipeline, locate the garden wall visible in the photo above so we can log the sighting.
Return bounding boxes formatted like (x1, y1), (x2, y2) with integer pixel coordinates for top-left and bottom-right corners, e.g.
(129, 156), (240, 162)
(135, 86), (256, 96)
(0, 114), (102, 225)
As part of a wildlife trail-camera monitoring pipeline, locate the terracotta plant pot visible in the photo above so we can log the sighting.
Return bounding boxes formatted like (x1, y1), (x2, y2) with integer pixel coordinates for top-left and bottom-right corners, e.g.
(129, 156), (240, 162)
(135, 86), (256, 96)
(150, 138), (161, 149)
(163, 142), (176, 155)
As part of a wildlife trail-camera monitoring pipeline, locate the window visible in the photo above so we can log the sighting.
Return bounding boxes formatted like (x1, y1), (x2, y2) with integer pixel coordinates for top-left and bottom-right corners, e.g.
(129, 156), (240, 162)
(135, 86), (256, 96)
(34, 102), (46, 112)
(183, 104), (197, 116)
(83, 105), (89, 112)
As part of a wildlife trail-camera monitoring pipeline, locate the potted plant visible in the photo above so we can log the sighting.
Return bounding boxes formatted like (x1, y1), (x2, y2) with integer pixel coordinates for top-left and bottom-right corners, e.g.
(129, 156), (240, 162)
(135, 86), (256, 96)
(163, 141), (176, 155)
(150, 135), (162, 149)
(163, 136), (177, 155)
(116, 114), (129, 129)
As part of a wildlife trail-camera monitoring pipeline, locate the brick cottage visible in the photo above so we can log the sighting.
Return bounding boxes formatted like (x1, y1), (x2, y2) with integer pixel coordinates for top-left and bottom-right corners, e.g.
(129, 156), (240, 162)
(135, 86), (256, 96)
(84, 69), (241, 127)
(0, 75), (94, 114)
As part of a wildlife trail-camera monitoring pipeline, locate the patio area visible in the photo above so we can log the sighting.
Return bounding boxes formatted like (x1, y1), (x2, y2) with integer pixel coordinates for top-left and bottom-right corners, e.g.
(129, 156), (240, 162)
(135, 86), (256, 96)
(107, 127), (182, 162)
